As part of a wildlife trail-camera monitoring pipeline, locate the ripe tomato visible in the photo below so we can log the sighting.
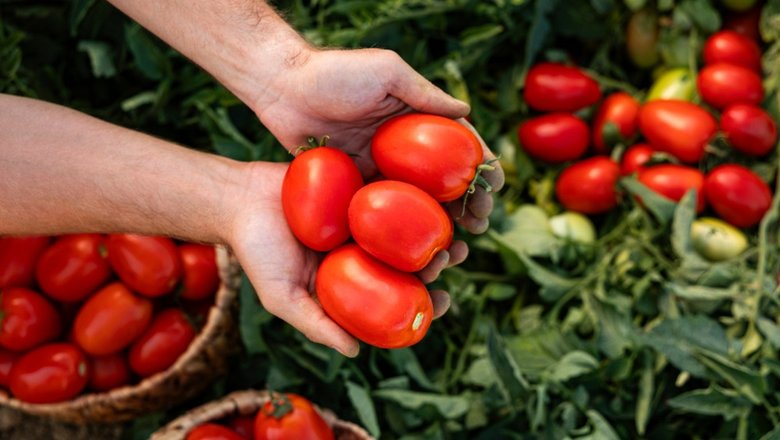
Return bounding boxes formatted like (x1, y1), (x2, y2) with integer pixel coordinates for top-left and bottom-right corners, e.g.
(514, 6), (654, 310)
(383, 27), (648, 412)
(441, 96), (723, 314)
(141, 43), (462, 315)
(704, 164), (772, 228)
(523, 62), (601, 112)
(0, 288), (61, 352)
(178, 244), (220, 301)
(35, 234), (111, 303)
(282, 147), (363, 252)
(555, 157), (620, 214)
(73, 282), (153, 356)
(646, 68), (696, 102)
(9, 343), (88, 404)
(0, 236), (50, 289)
(107, 234), (182, 297)
(0, 349), (19, 387)
(592, 92), (640, 153)
(187, 423), (245, 440)
(724, 5), (762, 41)
(518, 113), (589, 163)
(620, 144), (655, 176)
(316, 244), (433, 349)
(88, 353), (130, 392)
(703, 30), (762, 72)
(255, 393), (334, 440)
(348, 181), (453, 272)
(228, 415), (256, 439)
(638, 165), (705, 212)
(720, 104), (778, 157)
(371, 113), (483, 202)
(691, 217), (749, 261)
(638, 100), (717, 163)
(697, 63), (763, 110)
(625, 8), (659, 69)
(129, 308), (196, 377)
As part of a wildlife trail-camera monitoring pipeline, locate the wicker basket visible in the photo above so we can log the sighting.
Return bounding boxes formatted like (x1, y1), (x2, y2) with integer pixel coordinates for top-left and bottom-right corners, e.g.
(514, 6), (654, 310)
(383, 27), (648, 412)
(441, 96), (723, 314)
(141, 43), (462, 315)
(0, 245), (243, 424)
(150, 389), (374, 440)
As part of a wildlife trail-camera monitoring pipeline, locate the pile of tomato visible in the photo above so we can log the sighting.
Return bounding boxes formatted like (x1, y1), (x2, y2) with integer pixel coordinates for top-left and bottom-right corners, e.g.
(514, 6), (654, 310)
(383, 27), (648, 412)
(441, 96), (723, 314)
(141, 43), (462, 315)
(0, 234), (220, 403)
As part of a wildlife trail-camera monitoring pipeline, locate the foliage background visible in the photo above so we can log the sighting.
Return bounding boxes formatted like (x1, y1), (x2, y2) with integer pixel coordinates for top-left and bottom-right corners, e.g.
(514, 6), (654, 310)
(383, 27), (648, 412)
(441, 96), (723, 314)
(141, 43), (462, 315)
(2, 0), (780, 438)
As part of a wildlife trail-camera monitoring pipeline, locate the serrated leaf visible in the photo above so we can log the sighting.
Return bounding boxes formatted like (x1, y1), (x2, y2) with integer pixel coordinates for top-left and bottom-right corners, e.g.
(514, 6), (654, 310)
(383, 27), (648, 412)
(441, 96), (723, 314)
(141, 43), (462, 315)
(695, 351), (767, 404)
(643, 315), (729, 378)
(621, 177), (677, 224)
(372, 389), (470, 419)
(346, 381), (380, 438)
(546, 350), (598, 383)
(667, 388), (752, 419)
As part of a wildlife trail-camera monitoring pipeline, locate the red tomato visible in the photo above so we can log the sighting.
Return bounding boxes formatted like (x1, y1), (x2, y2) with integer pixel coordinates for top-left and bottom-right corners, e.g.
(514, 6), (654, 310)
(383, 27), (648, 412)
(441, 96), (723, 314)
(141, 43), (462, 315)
(282, 147), (364, 252)
(704, 164), (772, 228)
(720, 104), (778, 157)
(107, 234), (181, 297)
(523, 62), (602, 112)
(9, 343), (88, 403)
(73, 282), (153, 356)
(723, 5), (762, 41)
(187, 423), (245, 440)
(88, 353), (130, 392)
(348, 181), (453, 272)
(371, 113), (484, 202)
(620, 144), (655, 176)
(0, 237), (50, 289)
(638, 165), (706, 212)
(592, 92), (640, 153)
(178, 244), (220, 301)
(0, 288), (61, 352)
(255, 393), (334, 440)
(638, 100), (717, 163)
(518, 113), (589, 163)
(697, 63), (763, 110)
(129, 308), (196, 377)
(702, 31), (762, 72)
(228, 415), (256, 439)
(316, 244), (433, 349)
(555, 157), (620, 214)
(35, 234), (111, 303)
(0, 349), (19, 387)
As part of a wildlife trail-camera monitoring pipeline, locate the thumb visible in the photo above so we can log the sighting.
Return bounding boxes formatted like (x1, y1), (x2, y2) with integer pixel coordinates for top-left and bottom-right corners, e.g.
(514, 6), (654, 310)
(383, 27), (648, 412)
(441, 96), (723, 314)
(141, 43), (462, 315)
(384, 54), (470, 119)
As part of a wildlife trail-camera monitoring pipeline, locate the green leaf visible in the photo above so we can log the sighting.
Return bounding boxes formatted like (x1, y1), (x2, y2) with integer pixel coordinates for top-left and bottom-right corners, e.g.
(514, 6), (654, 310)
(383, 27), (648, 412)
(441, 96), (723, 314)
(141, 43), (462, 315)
(671, 189), (701, 260)
(346, 381), (380, 438)
(490, 205), (558, 257)
(124, 23), (170, 80)
(77, 41), (116, 78)
(461, 358), (498, 388)
(69, 0), (97, 36)
(372, 389), (471, 419)
(582, 410), (621, 440)
(643, 315), (729, 378)
(121, 91), (158, 112)
(388, 349), (436, 391)
(585, 294), (637, 358)
(483, 282), (517, 301)
(460, 24), (504, 47)
(679, 0), (721, 33)
(667, 283), (741, 302)
(757, 318), (780, 348)
(635, 351), (654, 435)
(667, 387), (752, 420)
(694, 351), (767, 404)
(760, 426), (780, 440)
(238, 275), (271, 355)
(488, 325), (530, 403)
(621, 177), (677, 224)
(546, 350), (598, 383)
(523, 0), (559, 72)
(590, 0), (616, 14)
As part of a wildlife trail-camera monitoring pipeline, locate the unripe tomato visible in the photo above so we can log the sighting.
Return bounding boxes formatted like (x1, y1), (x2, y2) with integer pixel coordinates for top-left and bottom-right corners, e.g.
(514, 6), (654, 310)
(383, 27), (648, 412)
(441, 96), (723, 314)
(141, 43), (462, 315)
(255, 393), (334, 440)
(638, 100), (717, 163)
(9, 343), (88, 404)
(35, 234), (111, 303)
(646, 68), (696, 102)
(626, 8), (660, 69)
(703, 30), (762, 72)
(107, 234), (182, 297)
(704, 164), (772, 228)
(620, 144), (655, 176)
(0, 288), (61, 352)
(371, 113), (484, 202)
(549, 212), (596, 244)
(555, 157), (620, 214)
(720, 104), (778, 157)
(129, 308), (196, 377)
(691, 217), (749, 261)
(518, 113), (589, 163)
(178, 244), (220, 301)
(282, 147), (363, 251)
(523, 63), (601, 112)
(697, 63), (763, 109)
(638, 165), (706, 212)
(0, 349), (19, 387)
(316, 244), (433, 349)
(187, 423), (245, 440)
(592, 92), (640, 153)
(88, 353), (130, 392)
(0, 236), (50, 289)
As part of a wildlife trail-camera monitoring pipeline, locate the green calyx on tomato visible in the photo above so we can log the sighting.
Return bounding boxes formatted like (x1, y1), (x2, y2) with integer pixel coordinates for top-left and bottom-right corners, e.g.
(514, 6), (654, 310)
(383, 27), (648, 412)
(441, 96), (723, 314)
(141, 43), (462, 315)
(691, 217), (748, 261)
(265, 392), (294, 419)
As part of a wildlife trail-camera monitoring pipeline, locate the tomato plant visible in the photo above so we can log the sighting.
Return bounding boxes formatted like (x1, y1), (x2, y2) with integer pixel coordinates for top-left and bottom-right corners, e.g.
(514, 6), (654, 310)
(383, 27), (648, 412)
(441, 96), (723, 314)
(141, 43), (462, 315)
(704, 164), (772, 228)
(638, 100), (717, 163)
(638, 164), (706, 212)
(0, 287), (61, 352)
(620, 144), (655, 176)
(88, 353), (130, 392)
(129, 308), (196, 377)
(523, 62), (601, 112)
(187, 423), (246, 440)
(697, 63), (764, 109)
(255, 393), (334, 440)
(625, 8), (659, 68)
(691, 217), (749, 261)
(592, 92), (640, 153)
(178, 244), (220, 301)
(8, 343), (88, 403)
(555, 157), (620, 214)
(518, 113), (589, 163)
(646, 68), (696, 102)
(35, 234), (111, 303)
(703, 30), (762, 71)
(0, 236), (50, 289)
(107, 234), (182, 297)
(720, 104), (778, 157)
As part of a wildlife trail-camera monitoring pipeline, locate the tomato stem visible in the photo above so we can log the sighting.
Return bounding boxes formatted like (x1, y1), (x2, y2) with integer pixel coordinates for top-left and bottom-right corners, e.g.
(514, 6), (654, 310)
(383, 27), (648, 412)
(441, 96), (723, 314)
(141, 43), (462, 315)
(265, 391), (294, 419)
(458, 157), (500, 219)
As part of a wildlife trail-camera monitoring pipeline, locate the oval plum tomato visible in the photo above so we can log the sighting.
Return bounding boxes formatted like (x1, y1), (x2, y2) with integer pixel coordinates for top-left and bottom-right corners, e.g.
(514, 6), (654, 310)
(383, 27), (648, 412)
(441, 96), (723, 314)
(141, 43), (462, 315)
(35, 234), (111, 303)
(0, 287), (61, 352)
(282, 147), (363, 252)
(638, 165), (705, 212)
(9, 343), (88, 403)
(691, 217), (749, 261)
(348, 181), (453, 272)
(178, 244), (220, 301)
(73, 282), (153, 356)
(371, 113), (484, 202)
(0, 236), (50, 289)
(255, 393), (334, 440)
(592, 92), (640, 153)
(88, 353), (130, 392)
(720, 104), (778, 157)
(0, 349), (19, 387)
(646, 68), (696, 102)
(187, 423), (245, 440)
(697, 63), (763, 110)
(129, 308), (196, 377)
(555, 157), (620, 214)
(638, 100), (717, 163)
(625, 8), (659, 69)
(704, 164), (772, 228)
(107, 234), (181, 297)
(703, 30), (762, 72)
(621, 144), (655, 176)
(518, 113), (589, 163)
(228, 415), (256, 439)
(523, 62), (601, 112)
(316, 244), (433, 349)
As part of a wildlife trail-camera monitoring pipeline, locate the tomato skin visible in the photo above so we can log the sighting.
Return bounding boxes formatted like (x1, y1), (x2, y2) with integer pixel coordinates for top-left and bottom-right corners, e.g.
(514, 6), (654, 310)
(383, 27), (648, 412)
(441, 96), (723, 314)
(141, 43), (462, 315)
(625, 8), (660, 69)
(73, 282), (153, 356)
(720, 104), (778, 157)
(646, 68), (696, 102)
(254, 394), (334, 440)
(638, 100), (717, 163)
(0, 288), (61, 352)
(697, 63), (764, 110)
(178, 244), (220, 301)
(128, 308), (196, 377)
(348, 181), (453, 272)
(592, 92), (640, 153)
(704, 164), (772, 228)
(0, 349), (19, 387)
(0, 237), (50, 289)
(282, 147), (364, 252)
(88, 353), (130, 392)
(555, 157), (620, 214)
(371, 114), (483, 202)
(518, 113), (589, 163)
(107, 234), (182, 297)
(691, 217), (749, 261)
(187, 423), (246, 440)
(638, 165), (706, 212)
(9, 343), (88, 404)
(703, 30), (762, 72)
(35, 234), (111, 303)
(523, 63), (601, 112)
(620, 144), (655, 176)
(316, 244), (433, 349)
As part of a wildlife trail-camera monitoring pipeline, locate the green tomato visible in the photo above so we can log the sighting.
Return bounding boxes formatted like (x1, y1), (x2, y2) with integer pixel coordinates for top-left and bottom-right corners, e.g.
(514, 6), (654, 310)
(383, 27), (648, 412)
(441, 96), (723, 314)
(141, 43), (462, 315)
(549, 212), (596, 244)
(646, 68), (696, 102)
(691, 217), (749, 261)
(721, 0), (758, 12)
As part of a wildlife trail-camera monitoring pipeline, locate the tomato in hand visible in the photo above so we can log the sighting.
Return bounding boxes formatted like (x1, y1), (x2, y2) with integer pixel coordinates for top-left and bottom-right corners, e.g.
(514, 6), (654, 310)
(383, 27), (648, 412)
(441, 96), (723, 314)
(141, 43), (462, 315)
(620, 144), (655, 176)
(129, 308), (196, 377)
(371, 113), (484, 202)
(704, 164), (772, 228)
(107, 234), (182, 297)
(555, 157), (620, 214)
(88, 353), (130, 392)
(0, 349), (19, 387)
(697, 63), (763, 110)
(720, 104), (778, 157)
(255, 393), (334, 440)
(638, 165), (705, 212)
(35, 234), (111, 303)
(0, 237), (50, 289)
(178, 244), (220, 301)
(523, 62), (601, 112)
(703, 30), (762, 72)
(592, 92), (640, 153)
(316, 244), (433, 349)
(9, 343), (88, 403)
(187, 423), (246, 440)
(518, 113), (589, 163)
(0, 287), (61, 352)
(638, 100), (717, 163)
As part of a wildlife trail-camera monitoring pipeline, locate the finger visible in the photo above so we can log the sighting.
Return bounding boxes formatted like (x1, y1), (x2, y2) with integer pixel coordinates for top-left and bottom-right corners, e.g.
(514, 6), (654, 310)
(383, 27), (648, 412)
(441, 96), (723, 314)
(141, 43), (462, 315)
(456, 118), (506, 192)
(447, 201), (490, 234)
(466, 186), (494, 219)
(447, 240), (469, 267)
(417, 250), (450, 284)
(430, 290), (451, 319)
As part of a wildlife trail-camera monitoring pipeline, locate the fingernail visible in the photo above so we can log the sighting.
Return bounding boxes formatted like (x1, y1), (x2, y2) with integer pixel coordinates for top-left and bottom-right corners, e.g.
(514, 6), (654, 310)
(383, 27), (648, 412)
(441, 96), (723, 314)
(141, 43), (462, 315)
(333, 344), (359, 358)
